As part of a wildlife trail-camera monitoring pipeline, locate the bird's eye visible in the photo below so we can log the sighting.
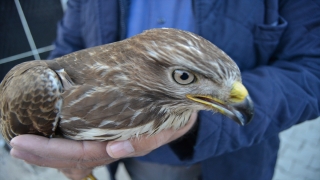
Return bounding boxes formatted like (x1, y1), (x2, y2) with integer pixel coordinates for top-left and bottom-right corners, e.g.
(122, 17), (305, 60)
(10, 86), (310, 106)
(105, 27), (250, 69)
(172, 70), (195, 85)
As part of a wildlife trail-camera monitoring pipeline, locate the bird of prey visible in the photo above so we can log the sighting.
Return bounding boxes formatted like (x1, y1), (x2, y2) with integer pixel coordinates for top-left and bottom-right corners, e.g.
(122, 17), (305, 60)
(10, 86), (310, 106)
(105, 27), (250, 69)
(0, 28), (253, 145)
(0, 28), (254, 180)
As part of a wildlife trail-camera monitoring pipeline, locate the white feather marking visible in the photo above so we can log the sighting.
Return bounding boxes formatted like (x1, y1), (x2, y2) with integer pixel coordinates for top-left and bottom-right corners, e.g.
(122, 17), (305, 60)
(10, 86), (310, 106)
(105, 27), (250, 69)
(89, 51), (96, 56)
(93, 62), (109, 71)
(60, 117), (81, 124)
(47, 70), (63, 132)
(52, 98), (62, 131)
(147, 50), (160, 59)
(98, 120), (116, 127)
(131, 110), (141, 121)
(186, 31), (200, 40)
(70, 109), (193, 141)
(68, 88), (99, 107)
(55, 69), (65, 73)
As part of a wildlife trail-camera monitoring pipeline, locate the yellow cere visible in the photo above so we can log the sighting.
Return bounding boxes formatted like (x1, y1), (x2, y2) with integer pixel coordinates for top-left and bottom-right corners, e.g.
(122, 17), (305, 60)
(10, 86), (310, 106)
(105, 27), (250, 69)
(229, 81), (248, 103)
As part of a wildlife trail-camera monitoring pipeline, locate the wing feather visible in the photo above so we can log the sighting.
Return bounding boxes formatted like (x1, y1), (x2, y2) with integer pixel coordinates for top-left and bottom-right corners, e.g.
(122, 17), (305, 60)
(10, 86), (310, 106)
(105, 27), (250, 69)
(0, 61), (62, 143)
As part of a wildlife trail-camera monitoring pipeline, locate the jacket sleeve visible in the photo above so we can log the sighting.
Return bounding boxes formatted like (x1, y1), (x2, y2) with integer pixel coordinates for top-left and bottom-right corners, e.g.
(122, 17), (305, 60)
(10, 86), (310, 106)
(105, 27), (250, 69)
(48, 0), (84, 59)
(139, 0), (320, 165)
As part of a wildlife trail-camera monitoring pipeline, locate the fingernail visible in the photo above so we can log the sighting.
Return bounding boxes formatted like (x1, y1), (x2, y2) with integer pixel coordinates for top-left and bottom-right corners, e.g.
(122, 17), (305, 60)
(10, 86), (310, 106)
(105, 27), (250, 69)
(10, 137), (22, 149)
(108, 140), (134, 158)
(10, 148), (25, 160)
(10, 139), (16, 148)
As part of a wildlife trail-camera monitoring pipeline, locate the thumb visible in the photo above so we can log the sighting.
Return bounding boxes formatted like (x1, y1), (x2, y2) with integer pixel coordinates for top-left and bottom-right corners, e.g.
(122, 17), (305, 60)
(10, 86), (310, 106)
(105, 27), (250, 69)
(106, 129), (174, 158)
(106, 112), (198, 158)
(106, 140), (136, 159)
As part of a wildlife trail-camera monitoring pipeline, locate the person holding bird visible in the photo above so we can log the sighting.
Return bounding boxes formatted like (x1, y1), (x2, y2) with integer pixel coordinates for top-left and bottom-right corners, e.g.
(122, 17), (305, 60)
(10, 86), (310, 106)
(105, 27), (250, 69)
(1, 1), (320, 180)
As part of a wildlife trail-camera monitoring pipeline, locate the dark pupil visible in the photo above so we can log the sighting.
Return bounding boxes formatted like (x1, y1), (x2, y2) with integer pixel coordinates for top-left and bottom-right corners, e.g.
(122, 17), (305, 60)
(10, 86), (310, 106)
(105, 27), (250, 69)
(180, 72), (189, 80)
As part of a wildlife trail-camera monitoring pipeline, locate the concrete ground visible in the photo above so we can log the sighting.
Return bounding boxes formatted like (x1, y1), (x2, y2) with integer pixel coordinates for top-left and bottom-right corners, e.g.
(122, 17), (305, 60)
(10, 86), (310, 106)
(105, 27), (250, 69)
(1, 117), (319, 180)
(273, 117), (320, 180)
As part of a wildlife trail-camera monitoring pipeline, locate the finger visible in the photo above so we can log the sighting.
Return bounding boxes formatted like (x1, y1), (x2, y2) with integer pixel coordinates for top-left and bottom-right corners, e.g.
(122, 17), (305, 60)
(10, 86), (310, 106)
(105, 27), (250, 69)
(106, 111), (198, 158)
(11, 148), (115, 169)
(107, 125), (181, 158)
(106, 140), (136, 159)
(106, 133), (169, 159)
(10, 148), (74, 168)
(10, 135), (110, 161)
(10, 135), (115, 168)
(130, 111), (198, 152)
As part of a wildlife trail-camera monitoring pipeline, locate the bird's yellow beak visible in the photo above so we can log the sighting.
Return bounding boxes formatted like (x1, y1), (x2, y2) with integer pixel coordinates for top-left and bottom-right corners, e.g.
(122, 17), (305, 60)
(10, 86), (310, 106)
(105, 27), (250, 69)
(186, 81), (254, 125)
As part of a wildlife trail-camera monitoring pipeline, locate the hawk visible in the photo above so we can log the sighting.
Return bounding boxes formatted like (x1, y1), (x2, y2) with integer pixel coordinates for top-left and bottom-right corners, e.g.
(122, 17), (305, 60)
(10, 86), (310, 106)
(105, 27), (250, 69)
(0, 28), (253, 144)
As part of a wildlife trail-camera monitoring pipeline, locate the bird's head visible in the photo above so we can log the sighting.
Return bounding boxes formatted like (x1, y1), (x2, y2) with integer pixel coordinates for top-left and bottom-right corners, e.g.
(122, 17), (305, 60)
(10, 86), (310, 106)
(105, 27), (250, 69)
(108, 28), (254, 126)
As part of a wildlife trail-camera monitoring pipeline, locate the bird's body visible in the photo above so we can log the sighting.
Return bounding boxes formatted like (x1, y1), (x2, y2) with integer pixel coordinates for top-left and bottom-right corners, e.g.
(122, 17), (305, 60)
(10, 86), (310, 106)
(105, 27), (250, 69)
(0, 28), (253, 143)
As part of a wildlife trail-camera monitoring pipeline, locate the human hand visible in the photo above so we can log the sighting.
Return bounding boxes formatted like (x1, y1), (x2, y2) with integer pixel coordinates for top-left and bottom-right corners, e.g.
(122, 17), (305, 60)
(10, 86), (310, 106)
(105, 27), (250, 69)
(106, 112), (198, 158)
(10, 112), (197, 178)
(11, 137), (111, 180)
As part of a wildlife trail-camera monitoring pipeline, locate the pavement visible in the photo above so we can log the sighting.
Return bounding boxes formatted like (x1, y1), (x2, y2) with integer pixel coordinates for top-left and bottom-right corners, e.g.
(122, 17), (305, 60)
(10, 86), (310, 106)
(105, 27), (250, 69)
(273, 117), (320, 180)
(1, 117), (319, 180)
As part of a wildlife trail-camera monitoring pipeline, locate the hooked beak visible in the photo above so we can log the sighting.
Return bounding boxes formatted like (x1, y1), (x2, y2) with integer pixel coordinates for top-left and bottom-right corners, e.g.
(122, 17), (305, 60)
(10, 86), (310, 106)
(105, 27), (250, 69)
(186, 81), (254, 125)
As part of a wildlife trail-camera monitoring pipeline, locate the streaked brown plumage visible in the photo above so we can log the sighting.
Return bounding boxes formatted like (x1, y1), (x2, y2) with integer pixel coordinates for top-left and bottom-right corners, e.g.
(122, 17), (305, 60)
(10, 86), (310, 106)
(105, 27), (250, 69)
(0, 28), (254, 144)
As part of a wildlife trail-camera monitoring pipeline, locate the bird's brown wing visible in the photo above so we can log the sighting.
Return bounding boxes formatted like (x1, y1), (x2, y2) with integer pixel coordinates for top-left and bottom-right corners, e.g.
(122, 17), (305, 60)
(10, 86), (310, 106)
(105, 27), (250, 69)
(0, 60), (62, 143)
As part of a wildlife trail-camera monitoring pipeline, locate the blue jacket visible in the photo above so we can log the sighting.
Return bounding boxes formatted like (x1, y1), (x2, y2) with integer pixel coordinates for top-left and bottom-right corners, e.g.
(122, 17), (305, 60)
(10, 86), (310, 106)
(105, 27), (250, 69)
(49, 0), (320, 180)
